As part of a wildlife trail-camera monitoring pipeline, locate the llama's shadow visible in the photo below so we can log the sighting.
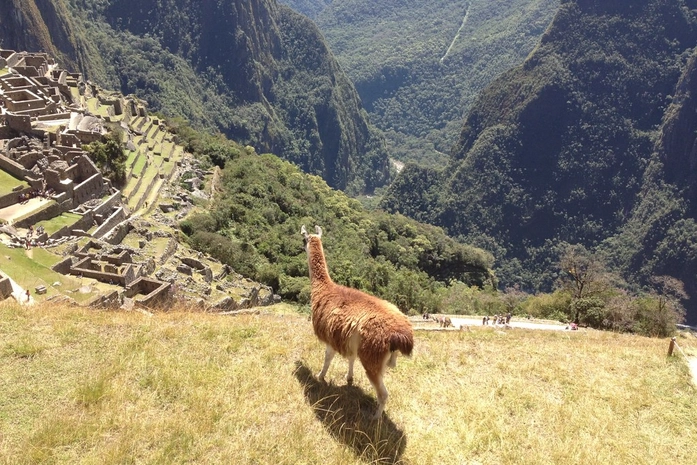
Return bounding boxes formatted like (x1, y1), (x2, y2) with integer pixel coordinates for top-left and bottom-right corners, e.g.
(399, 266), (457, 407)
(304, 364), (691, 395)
(293, 361), (407, 464)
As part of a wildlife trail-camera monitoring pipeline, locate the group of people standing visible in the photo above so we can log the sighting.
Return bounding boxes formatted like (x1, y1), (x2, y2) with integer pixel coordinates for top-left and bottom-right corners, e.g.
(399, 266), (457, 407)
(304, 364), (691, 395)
(483, 312), (512, 326)
(18, 188), (52, 204)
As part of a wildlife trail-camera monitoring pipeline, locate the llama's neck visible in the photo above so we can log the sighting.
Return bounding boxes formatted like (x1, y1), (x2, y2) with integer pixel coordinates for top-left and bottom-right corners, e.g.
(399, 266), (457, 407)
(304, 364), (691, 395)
(308, 240), (332, 287)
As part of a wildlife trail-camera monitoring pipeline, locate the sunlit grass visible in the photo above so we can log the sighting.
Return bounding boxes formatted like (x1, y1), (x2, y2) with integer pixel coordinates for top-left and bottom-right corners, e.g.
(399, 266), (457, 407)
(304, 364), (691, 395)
(35, 212), (83, 236)
(0, 301), (696, 464)
(131, 151), (148, 178)
(0, 243), (82, 300)
(0, 170), (27, 196)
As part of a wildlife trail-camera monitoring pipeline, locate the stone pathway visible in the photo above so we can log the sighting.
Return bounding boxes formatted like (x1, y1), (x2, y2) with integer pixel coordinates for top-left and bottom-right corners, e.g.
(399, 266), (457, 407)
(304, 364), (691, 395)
(689, 357), (697, 386)
(0, 197), (50, 224)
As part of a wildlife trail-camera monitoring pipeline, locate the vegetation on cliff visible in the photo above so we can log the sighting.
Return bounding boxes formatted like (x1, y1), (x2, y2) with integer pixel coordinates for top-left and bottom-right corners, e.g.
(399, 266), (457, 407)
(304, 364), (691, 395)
(288, 0), (559, 167)
(381, 0), (697, 324)
(170, 119), (493, 314)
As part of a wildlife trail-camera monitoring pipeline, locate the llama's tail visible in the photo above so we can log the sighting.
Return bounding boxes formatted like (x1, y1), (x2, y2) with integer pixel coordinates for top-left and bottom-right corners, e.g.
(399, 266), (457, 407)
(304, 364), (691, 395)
(389, 329), (414, 357)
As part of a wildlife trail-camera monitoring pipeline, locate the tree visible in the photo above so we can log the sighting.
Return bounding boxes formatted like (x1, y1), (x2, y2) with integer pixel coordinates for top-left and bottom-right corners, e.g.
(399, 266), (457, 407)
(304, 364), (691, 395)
(500, 285), (527, 315)
(84, 130), (128, 185)
(639, 275), (687, 337)
(556, 244), (613, 324)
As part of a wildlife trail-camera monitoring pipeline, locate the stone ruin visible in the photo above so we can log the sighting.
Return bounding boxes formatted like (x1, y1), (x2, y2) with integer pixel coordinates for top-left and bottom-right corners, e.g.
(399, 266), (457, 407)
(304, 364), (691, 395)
(0, 50), (171, 307)
(0, 49), (278, 311)
(1, 135), (109, 210)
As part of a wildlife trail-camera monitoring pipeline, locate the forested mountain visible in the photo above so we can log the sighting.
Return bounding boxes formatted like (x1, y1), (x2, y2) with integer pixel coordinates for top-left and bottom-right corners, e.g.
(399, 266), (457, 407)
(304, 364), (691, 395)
(0, 0), (390, 193)
(279, 0), (331, 19)
(280, 0), (560, 167)
(382, 0), (697, 323)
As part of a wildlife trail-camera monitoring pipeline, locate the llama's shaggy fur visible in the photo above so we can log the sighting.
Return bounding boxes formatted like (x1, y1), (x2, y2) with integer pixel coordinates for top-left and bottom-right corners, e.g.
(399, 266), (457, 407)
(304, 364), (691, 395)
(302, 225), (414, 419)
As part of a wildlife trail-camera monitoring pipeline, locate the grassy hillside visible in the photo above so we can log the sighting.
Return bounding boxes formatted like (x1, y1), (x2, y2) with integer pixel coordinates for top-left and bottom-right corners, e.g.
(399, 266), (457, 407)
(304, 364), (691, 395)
(2, 300), (697, 464)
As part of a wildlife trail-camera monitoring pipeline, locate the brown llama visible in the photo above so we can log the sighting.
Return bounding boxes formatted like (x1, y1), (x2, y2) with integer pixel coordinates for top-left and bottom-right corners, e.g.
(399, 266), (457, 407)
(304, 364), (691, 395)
(301, 225), (414, 419)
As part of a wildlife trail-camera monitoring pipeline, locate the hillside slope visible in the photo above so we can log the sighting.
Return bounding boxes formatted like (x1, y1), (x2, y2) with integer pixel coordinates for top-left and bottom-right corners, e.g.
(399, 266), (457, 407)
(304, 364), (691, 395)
(604, 46), (697, 323)
(0, 0), (93, 73)
(2, 302), (697, 464)
(381, 0), (697, 319)
(176, 144), (493, 311)
(0, 0), (390, 193)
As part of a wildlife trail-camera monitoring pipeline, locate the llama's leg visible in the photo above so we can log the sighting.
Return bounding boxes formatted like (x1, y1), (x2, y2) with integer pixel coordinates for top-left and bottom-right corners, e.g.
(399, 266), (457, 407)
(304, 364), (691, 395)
(317, 345), (335, 382)
(366, 369), (389, 420)
(346, 355), (356, 386)
(387, 351), (398, 369)
(346, 332), (361, 386)
(365, 353), (392, 420)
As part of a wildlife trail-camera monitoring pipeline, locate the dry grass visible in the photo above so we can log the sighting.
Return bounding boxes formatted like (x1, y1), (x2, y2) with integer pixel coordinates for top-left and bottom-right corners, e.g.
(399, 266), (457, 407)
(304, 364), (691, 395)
(1, 301), (696, 464)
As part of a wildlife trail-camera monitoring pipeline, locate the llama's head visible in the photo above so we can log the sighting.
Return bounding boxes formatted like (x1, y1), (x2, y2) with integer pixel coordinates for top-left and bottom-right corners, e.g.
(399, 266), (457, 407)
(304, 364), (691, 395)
(301, 224), (326, 262)
(301, 225), (323, 253)
(301, 225), (328, 281)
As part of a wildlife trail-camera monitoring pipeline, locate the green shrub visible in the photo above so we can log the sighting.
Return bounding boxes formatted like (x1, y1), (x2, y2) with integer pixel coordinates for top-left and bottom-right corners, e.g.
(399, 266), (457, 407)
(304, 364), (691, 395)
(522, 291), (572, 321)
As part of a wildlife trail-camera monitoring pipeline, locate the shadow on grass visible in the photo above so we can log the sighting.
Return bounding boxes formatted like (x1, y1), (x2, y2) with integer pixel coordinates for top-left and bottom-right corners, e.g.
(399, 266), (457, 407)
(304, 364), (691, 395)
(293, 361), (408, 464)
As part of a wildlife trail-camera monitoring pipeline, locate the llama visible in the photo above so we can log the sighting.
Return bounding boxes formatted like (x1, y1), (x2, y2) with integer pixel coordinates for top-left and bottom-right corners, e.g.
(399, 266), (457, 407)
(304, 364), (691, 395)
(440, 316), (453, 328)
(301, 225), (414, 419)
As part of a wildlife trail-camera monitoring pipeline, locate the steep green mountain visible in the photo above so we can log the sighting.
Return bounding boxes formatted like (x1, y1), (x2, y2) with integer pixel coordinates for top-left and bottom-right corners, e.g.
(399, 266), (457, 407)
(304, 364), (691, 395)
(0, 0), (96, 74)
(603, 47), (697, 324)
(282, 0), (560, 167)
(381, 0), (697, 320)
(0, 0), (390, 193)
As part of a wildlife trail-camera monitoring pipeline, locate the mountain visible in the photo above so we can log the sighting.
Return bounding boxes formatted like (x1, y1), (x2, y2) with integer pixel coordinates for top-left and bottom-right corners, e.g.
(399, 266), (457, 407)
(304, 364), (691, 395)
(381, 0), (697, 321)
(603, 46), (697, 323)
(278, 0), (331, 18)
(0, 0), (94, 74)
(0, 0), (390, 193)
(281, 0), (560, 167)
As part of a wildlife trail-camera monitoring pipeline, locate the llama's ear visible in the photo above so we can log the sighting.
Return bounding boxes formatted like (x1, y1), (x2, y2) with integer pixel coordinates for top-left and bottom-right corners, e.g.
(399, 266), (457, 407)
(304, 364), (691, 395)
(315, 225), (322, 237)
(301, 225), (308, 238)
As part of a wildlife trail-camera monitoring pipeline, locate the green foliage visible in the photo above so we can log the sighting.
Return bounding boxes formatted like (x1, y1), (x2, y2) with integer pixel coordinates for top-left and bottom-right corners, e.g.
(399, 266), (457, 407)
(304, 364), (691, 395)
(178, 138), (493, 312)
(633, 295), (684, 338)
(277, 0), (332, 19)
(84, 130), (128, 185)
(521, 290), (572, 322)
(572, 297), (606, 327)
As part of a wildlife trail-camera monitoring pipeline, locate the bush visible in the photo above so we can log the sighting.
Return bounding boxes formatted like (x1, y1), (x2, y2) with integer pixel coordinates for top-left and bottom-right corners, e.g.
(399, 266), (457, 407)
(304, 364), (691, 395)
(179, 213), (217, 236)
(573, 297), (607, 327)
(634, 296), (683, 338)
(522, 291), (572, 321)
(256, 263), (281, 291)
